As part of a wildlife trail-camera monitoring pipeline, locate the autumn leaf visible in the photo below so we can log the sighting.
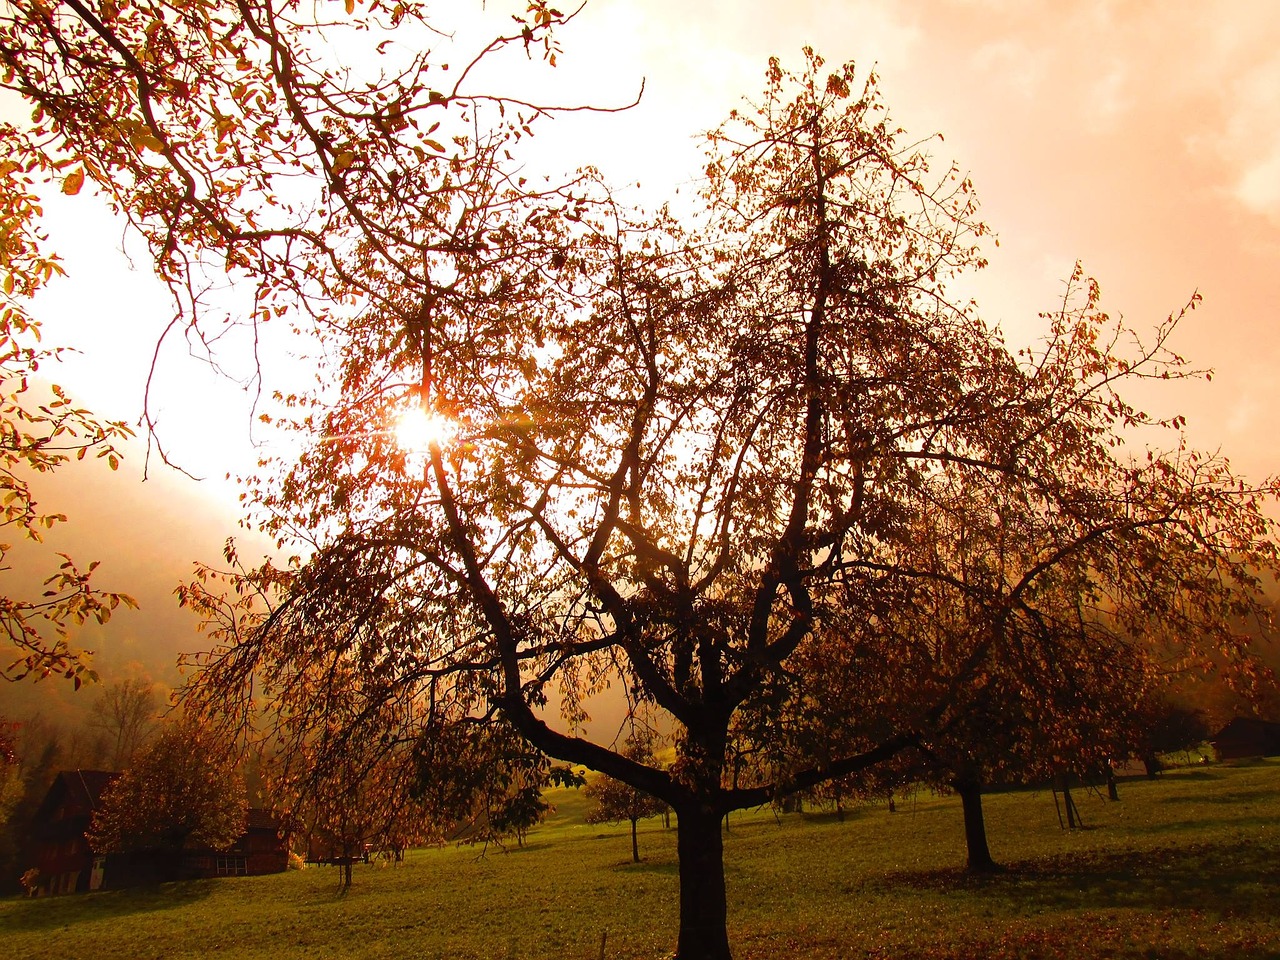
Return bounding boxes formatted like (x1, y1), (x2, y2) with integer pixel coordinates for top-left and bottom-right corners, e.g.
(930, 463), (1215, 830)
(62, 168), (85, 195)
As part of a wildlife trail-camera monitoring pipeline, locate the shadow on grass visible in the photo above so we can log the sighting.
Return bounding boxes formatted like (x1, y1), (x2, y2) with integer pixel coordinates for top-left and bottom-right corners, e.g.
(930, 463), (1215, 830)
(0, 879), (215, 934)
(1156, 786), (1275, 805)
(613, 857), (678, 876)
(870, 840), (1279, 917)
(1138, 813), (1280, 836)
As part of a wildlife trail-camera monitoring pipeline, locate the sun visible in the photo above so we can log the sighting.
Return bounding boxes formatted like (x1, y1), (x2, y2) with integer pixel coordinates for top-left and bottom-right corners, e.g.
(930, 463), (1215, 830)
(393, 407), (457, 451)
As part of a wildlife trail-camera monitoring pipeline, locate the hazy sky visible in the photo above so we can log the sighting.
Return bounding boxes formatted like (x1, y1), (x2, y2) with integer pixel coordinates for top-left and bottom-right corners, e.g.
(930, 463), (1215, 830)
(9, 0), (1280, 707)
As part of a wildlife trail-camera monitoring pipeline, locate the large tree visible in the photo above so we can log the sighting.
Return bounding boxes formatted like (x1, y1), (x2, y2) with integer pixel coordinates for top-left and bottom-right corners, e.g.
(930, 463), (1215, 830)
(182, 57), (1277, 959)
(6, 6), (1279, 958)
(86, 717), (247, 866)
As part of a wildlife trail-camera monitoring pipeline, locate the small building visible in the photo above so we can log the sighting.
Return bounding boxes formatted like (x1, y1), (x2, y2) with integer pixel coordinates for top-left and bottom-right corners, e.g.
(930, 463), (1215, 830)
(1210, 717), (1280, 761)
(29, 770), (290, 894)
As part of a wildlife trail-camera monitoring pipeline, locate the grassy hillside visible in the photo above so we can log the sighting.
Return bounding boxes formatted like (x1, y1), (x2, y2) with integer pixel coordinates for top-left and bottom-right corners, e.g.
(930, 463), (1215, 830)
(3, 761), (1279, 959)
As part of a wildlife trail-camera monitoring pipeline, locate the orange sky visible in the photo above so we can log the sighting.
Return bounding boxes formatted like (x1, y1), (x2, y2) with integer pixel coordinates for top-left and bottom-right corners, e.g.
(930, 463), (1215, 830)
(8, 0), (1280, 712)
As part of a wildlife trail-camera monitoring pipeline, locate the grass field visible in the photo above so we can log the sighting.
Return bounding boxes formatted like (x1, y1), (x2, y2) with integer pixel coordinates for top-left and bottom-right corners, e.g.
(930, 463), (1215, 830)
(3, 760), (1279, 959)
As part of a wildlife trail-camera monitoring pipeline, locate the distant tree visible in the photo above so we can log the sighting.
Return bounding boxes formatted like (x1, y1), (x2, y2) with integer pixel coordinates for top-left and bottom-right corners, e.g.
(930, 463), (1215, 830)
(88, 677), (160, 768)
(414, 717), (584, 849)
(176, 546), (447, 890)
(86, 717), (246, 870)
(0, 718), (19, 826)
(296, 746), (432, 890)
(1129, 697), (1212, 777)
(585, 735), (668, 863)
(758, 420), (1278, 875)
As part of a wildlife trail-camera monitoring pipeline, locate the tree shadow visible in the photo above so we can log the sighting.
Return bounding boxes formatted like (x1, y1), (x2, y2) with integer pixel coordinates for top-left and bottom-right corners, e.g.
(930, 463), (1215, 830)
(871, 840), (1279, 917)
(1156, 786), (1275, 806)
(612, 857), (678, 876)
(0, 878), (215, 933)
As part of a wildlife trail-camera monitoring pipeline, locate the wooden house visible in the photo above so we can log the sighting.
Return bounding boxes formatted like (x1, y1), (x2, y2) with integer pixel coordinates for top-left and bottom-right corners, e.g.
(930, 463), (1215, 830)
(30, 770), (118, 895)
(1210, 717), (1280, 761)
(29, 770), (290, 893)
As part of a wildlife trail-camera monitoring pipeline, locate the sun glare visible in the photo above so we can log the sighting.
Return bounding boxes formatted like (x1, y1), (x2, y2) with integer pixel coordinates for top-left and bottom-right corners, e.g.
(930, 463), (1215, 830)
(393, 407), (457, 451)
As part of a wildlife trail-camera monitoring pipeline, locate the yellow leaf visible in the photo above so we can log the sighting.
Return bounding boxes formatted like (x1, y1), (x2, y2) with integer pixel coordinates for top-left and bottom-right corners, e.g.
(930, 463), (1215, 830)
(62, 168), (85, 195)
(130, 133), (166, 153)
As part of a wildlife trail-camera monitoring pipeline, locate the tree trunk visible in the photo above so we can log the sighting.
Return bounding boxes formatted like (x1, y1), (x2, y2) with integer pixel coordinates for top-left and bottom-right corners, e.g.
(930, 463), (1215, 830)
(675, 804), (733, 960)
(630, 816), (640, 863)
(1054, 772), (1083, 828)
(954, 775), (998, 873)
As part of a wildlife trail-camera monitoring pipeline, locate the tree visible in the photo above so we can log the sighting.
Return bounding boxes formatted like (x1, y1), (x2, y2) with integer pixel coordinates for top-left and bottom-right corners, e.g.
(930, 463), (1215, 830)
(175, 545), (443, 890)
(412, 715), (584, 849)
(86, 717), (246, 870)
(182, 55), (1278, 958)
(0, 164), (135, 682)
(295, 745), (433, 890)
(1129, 696), (1212, 777)
(8, 8), (1279, 957)
(88, 677), (160, 768)
(766, 383), (1278, 872)
(0, 718), (19, 827)
(584, 734), (668, 863)
(0, 17), (138, 683)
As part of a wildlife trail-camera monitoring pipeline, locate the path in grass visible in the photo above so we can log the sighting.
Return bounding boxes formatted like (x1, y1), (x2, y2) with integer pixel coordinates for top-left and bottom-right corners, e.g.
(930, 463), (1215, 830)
(3, 761), (1278, 959)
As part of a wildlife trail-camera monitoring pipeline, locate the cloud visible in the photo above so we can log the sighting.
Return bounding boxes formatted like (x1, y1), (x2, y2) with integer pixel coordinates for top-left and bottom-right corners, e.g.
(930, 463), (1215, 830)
(1181, 11), (1280, 221)
(970, 39), (1045, 99)
(1234, 149), (1280, 220)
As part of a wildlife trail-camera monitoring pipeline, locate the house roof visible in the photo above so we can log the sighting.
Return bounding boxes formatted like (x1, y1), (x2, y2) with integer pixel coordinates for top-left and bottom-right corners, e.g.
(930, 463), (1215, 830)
(246, 807), (284, 832)
(1210, 717), (1280, 742)
(34, 769), (120, 821)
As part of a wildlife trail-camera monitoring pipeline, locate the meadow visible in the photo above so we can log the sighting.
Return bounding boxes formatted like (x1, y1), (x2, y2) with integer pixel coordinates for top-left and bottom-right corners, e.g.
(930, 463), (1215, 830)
(2, 760), (1278, 960)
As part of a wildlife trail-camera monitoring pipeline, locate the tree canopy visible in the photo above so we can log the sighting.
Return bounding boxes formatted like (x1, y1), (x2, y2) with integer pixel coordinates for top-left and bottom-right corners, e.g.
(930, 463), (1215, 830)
(4, 6), (1278, 959)
(86, 716), (247, 857)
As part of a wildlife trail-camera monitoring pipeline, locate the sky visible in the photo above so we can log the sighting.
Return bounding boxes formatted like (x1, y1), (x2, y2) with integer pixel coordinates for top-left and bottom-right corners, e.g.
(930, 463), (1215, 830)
(8, 0), (1280, 715)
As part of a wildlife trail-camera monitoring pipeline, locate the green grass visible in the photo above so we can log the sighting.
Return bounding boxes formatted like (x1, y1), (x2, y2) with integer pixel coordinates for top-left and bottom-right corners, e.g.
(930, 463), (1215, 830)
(4, 761), (1279, 959)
